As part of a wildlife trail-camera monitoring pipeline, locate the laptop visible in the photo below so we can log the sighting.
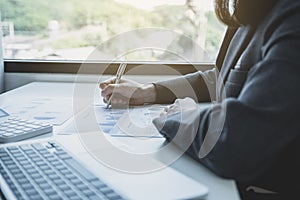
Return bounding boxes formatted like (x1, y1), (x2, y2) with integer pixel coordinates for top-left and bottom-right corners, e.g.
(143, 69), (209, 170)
(0, 136), (208, 200)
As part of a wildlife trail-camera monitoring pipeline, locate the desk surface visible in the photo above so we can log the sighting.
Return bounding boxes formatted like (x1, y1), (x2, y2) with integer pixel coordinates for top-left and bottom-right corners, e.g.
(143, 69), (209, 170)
(0, 82), (240, 200)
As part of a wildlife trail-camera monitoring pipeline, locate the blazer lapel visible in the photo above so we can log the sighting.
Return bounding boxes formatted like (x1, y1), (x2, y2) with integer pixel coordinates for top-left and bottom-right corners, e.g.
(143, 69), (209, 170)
(216, 27), (238, 72)
(216, 25), (255, 101)
(220, 25), (255, 83)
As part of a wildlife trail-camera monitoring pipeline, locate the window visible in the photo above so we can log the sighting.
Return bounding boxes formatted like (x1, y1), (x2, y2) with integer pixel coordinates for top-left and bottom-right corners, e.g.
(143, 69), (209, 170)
(0, 0), (225, 63)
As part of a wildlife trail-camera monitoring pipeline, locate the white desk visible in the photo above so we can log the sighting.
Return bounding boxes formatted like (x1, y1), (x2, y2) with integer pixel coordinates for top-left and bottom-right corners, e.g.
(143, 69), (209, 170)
(0, 82), (240, 200)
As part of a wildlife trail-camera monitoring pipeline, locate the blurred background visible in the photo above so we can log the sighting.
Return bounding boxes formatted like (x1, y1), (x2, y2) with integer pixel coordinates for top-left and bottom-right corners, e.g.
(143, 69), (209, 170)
(0, 0), (225, 62)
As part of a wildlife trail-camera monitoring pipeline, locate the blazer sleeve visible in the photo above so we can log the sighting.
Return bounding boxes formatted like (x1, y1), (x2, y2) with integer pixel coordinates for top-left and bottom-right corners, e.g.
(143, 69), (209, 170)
(153, 68), (217, 104)
(154, 4), (300, 183)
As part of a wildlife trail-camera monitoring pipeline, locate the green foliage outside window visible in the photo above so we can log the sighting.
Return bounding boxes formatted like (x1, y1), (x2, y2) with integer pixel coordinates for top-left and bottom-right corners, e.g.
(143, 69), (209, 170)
(0, 0), (225, 61)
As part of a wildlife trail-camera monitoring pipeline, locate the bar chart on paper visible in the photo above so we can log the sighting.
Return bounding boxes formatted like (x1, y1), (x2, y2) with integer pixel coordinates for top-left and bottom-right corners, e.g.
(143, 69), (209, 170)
(95, 105), (166, 138)
(60, 104), (166, 138)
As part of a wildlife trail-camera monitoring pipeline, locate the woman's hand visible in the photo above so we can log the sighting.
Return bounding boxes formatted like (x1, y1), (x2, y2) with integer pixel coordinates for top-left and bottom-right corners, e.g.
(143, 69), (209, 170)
(99, 78), (156, 106)
(152, 97), (200, 142)
(160, 97), (198, 116)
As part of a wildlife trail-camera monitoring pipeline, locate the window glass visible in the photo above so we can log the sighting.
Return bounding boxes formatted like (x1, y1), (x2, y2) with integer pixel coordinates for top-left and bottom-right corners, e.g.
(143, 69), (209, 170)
(0, 0), (225, 62)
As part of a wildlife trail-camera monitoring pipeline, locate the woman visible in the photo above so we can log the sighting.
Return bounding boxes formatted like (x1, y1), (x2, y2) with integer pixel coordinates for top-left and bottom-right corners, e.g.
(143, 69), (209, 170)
(100, 0), (300, 199)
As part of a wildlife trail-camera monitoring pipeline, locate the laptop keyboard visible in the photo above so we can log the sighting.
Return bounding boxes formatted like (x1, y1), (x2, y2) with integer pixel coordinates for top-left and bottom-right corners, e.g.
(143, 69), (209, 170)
(0, 141), (124, 200)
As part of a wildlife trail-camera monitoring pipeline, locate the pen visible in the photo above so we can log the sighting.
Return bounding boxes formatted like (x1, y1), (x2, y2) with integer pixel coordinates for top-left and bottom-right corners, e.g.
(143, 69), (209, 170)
(106, 63), (127, 109)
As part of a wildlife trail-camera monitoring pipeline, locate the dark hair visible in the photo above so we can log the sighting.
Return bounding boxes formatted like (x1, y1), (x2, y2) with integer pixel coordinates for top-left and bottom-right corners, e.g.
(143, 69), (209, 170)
(215, 0), (278, 27)
(214, 0), (241, 27)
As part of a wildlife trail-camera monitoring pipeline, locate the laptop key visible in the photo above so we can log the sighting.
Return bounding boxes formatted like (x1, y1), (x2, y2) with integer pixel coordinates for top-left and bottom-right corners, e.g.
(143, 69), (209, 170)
(40, 165), (51, 171)
(82, 189), (95, 197)
(30, 194), (43, 200)
(48, 174), (60, 180)
(18, 178), (29, 185)
(77, 183), (89, 190)
(53, 178), (64, 185)
(26, 168), (39, 174)
(6, 163), (18, 170)
(39, 182), (51, 189)
(70, 196), (83, 200)
(60, 168), (71, 174)
(31, 173), (42, 179)
(25, 188), (39, 196)
(14, 173), (26, 179)
(65, 173), (77, 180)
(56, 152), (71, 160)
(49, 194), (63, 200)
(60, 184), (71, 191)
(44, 169), (54, 175)
(7, 147), (18, 151)
(91, 180), (107, 189)
(44, 188), (57, 195)
(88, 194), (106, 200)
(20, 161), (31, 166)
(99, 187), (114, 194)
(63, 190), (78, 197)
(20, 183), (34, 190)
(69, 177), (82, 185)
(34, 177), (47, 184)
(106, 193), (123, 200)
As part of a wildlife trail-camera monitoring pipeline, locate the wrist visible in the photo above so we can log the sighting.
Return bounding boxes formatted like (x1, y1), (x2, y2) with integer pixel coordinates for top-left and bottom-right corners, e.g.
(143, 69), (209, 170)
(141, 83), (156, 104)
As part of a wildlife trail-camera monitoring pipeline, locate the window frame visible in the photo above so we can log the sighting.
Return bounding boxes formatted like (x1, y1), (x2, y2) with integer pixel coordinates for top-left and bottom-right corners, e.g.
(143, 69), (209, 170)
(4, 60), (214, 75)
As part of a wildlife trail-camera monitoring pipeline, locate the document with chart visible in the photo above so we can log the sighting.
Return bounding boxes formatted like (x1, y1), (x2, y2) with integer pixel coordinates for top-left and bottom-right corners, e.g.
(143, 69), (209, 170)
(94, 105), (166, 138)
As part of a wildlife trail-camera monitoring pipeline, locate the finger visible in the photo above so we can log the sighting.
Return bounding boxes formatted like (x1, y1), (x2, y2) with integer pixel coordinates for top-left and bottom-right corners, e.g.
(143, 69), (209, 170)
(99, 77), (116, 89)
(103, 93), (112, 103)
(99, 77), (129, 89)
(101, 84), (115, 97)
(110, 96), (130, 109)
(101, 84), (125, 97)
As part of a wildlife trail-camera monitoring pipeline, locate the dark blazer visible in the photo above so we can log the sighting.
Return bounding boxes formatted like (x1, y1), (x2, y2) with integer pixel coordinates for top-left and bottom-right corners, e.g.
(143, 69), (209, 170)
(153, 0), (300, 199)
